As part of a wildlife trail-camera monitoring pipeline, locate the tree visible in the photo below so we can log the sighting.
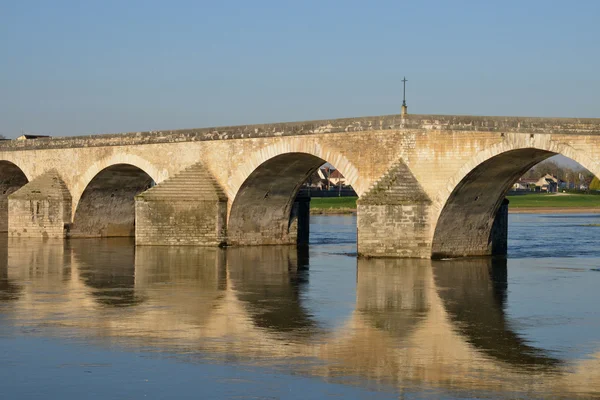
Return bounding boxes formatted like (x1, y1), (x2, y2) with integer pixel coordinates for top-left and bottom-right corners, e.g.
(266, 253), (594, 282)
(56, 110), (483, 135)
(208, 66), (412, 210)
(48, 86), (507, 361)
(590, 176), (600, 191)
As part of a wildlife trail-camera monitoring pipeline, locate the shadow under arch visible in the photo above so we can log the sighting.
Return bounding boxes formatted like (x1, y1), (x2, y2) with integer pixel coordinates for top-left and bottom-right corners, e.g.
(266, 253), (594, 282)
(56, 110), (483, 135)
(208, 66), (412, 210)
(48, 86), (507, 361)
(228, 152), (340, 246)
(433, 257), (561, 369)
(432, 148), (556, 258)
(0, 161), (28, 232)
(70, 164), (154, 238)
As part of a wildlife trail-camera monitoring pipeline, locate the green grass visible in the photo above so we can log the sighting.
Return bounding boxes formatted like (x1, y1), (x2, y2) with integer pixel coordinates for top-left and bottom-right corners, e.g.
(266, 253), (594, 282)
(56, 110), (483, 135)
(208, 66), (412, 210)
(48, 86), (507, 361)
(310, 197), (357, 210)
(506, 193), (600, 208)
(309, 194), (600, 210)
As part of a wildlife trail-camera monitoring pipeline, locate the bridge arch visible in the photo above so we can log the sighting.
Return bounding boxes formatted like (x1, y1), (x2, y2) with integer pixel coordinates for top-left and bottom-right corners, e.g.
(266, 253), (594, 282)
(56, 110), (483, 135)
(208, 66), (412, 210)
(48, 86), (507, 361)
(228, 143), (360, 246)
(0, 161), (29, 232)
(71, 153), (163, 218)
(431, 135), (600, 258)
(70, 163), (155, 238)
(227, 140), (362, 200)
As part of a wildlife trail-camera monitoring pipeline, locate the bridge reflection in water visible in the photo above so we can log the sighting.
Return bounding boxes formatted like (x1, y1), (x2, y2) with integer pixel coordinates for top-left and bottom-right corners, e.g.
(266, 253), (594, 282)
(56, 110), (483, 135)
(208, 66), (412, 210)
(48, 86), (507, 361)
(0, 237), (598, 397)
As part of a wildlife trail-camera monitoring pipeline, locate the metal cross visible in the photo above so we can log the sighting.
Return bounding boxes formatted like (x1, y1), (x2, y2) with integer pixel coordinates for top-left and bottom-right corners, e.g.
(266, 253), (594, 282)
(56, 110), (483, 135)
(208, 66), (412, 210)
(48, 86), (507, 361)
(402, 77), (408, 106)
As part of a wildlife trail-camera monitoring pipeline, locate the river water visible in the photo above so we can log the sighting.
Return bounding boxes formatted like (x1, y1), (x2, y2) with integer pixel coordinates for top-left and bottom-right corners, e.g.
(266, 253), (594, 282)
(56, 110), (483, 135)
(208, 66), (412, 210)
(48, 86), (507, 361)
(1, 214), (600, 399)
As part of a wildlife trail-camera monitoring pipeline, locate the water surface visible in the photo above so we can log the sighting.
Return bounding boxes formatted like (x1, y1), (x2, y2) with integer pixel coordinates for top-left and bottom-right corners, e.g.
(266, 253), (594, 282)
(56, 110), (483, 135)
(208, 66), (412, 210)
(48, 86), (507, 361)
(1, 214), (600, 399)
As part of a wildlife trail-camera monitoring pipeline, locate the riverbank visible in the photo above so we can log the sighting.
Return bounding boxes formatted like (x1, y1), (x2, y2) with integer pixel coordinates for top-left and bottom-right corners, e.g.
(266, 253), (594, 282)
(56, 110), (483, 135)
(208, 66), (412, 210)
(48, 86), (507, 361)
(509, 207), (600, 214)
(310, 197), (357, 214)
(310, 194), (600, 214)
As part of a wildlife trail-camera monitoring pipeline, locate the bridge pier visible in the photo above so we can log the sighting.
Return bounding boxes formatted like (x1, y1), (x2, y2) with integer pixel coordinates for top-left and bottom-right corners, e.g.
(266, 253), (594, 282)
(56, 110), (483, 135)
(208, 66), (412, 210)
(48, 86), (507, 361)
(135, 162), (228, 246)
(7, 170), (71, 238)
(357, 202), (433, 258)
(356, 160), (434, 258)
(289, 194), (311, 246)
(490, 198), (509, 256)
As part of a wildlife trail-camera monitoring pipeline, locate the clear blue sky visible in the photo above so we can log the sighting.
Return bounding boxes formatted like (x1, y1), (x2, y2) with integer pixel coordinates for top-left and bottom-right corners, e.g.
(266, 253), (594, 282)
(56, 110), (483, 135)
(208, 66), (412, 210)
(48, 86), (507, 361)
(1, 0), (599, 137)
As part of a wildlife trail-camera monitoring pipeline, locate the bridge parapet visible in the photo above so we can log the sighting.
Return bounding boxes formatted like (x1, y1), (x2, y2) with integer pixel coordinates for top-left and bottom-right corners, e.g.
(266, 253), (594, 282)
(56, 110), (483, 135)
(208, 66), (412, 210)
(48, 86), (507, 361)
(1, 114), (600, 151)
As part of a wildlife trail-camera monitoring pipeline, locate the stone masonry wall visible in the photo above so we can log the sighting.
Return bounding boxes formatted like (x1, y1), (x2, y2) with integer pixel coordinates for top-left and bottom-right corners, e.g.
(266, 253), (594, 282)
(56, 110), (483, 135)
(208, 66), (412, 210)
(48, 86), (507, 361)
(9, 198), (67, 238)
(135, 199), (227, 246)
(357, 204), (433, 258)
(134, 162), (228, 246)
(8, 170), (71, 238)
(357, 159), (433, 258)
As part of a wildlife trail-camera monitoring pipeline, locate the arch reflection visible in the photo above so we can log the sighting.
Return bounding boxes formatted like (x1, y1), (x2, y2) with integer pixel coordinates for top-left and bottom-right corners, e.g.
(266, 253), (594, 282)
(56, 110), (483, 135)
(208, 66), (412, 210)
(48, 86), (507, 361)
(226, 246), (316, 337)
(71, 238), (143, 307)
(432, 258), (560, 368)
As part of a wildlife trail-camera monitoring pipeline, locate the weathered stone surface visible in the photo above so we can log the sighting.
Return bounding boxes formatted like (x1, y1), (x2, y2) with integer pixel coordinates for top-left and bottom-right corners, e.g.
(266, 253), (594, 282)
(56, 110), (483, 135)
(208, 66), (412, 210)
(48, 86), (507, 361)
(0, 161), (28, 232)
(70, 164), (153, 238)
(135, 162), (228, 246)
(358, 160), (432, 258)
(8, 170), (71, 238)
(1, 114), (600, 153)
(228, 153), (324, 246)
(0, 113), (599, 257)
(431, 148), (552, 258)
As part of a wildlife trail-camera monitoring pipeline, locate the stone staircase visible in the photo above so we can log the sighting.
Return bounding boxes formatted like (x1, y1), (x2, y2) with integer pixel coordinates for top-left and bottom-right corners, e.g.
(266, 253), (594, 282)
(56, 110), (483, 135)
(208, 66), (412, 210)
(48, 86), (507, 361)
(137, 162), (227, 201)
(134, 162), (228, 246)
(10, 169), (71, 202)
(359, 159), (431, 205)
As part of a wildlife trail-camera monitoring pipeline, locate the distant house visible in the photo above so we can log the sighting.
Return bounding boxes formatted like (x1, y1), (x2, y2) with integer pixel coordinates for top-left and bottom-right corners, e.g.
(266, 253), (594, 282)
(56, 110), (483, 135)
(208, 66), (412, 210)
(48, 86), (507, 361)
(513, 178), (538, 191)
(305, 171), (326, 189)
(16, 134), (51, 140)
(328, 169), (345, 186)
(317, 167), (346, 188)
(535, 174), (559, 193)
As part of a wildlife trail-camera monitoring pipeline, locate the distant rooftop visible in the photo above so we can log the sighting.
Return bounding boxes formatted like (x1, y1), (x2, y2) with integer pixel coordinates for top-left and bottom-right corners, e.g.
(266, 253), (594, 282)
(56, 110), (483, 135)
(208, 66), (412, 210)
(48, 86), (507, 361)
(16, 134), (51, 141)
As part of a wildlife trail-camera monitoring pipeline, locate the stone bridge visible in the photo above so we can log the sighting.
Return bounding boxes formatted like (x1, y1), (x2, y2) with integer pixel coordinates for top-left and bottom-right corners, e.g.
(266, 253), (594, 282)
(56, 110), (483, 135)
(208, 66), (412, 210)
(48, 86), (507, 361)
(1, 114), (599, 258)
